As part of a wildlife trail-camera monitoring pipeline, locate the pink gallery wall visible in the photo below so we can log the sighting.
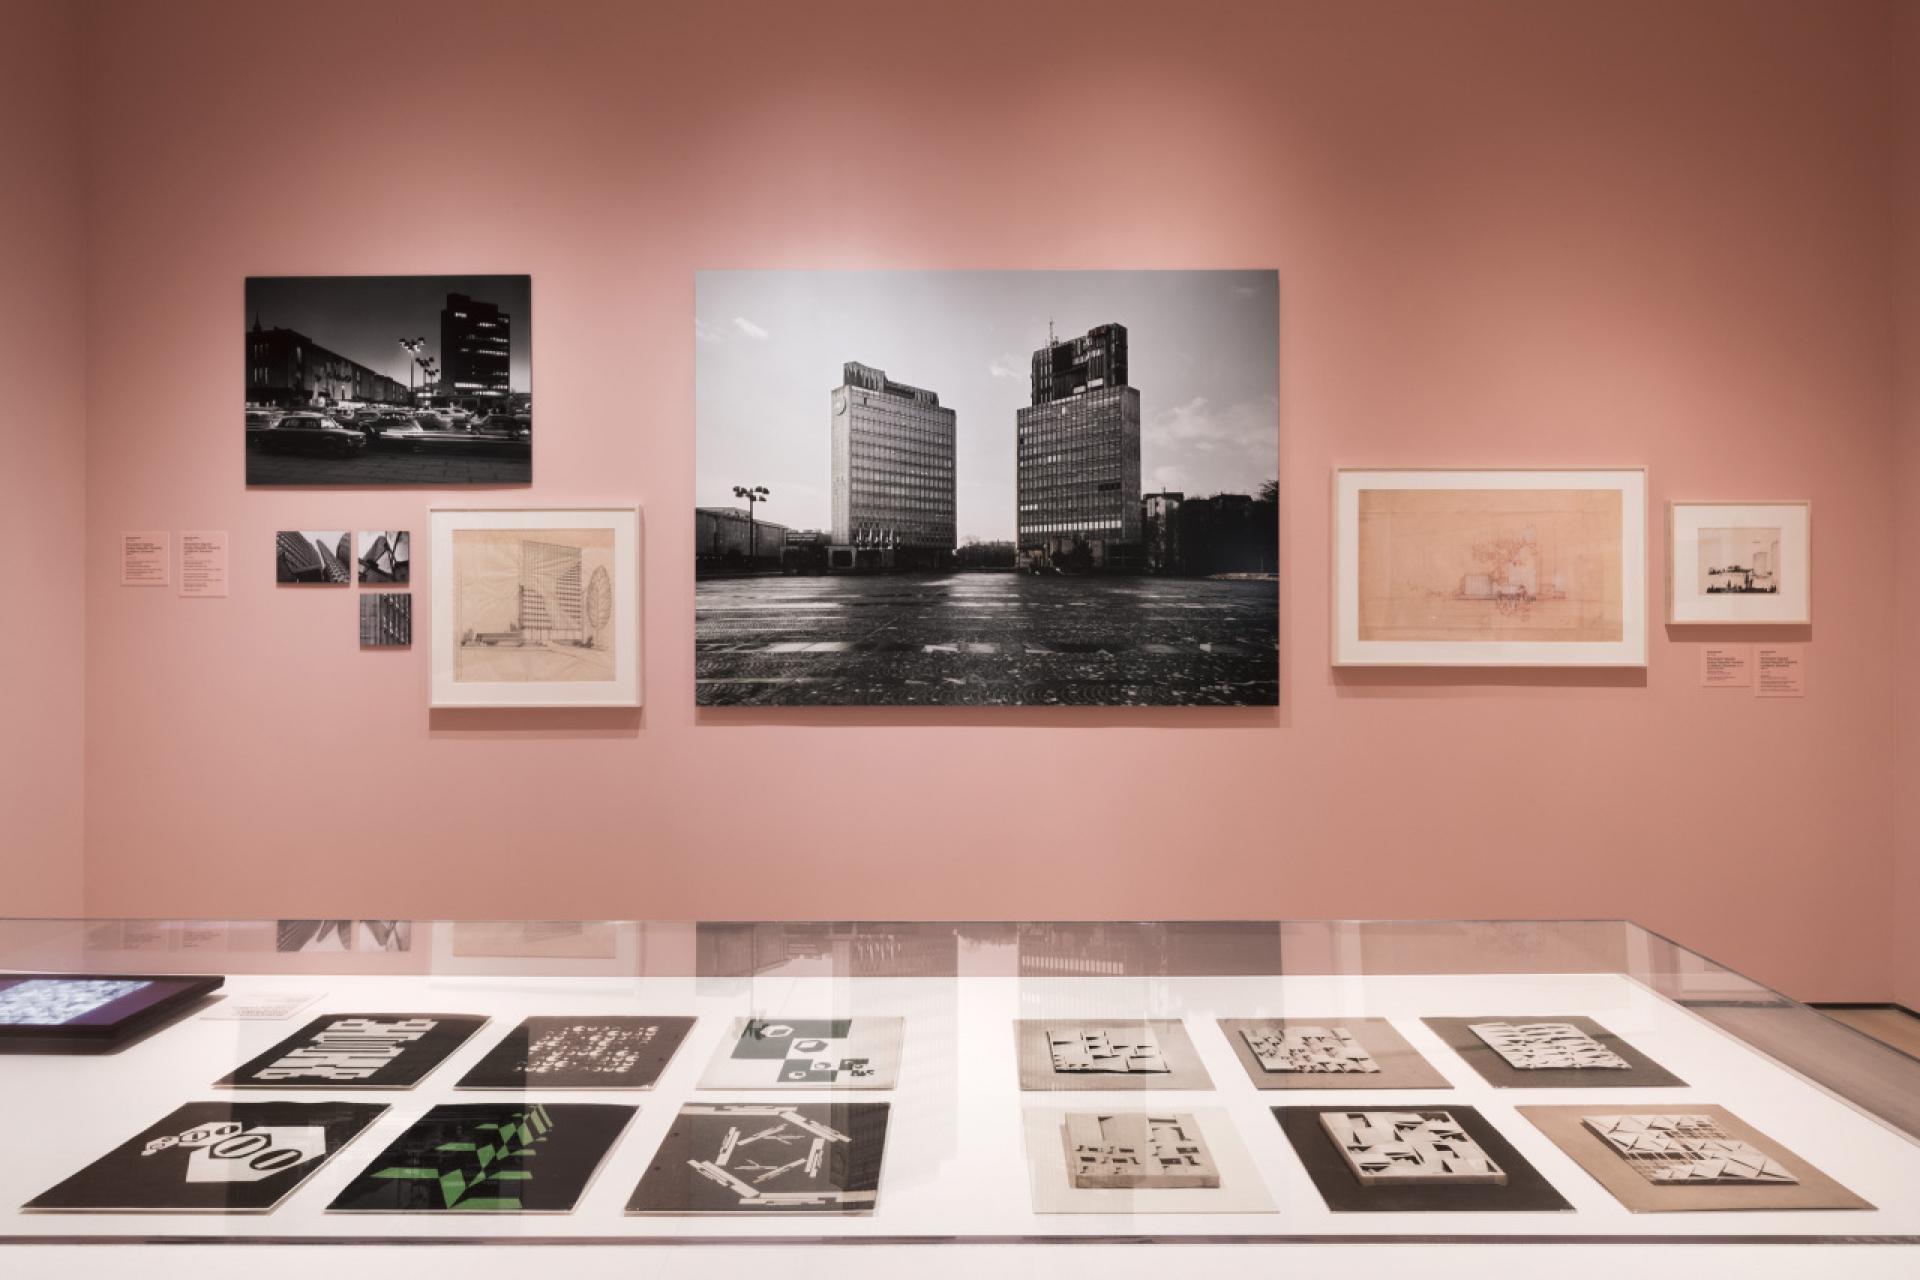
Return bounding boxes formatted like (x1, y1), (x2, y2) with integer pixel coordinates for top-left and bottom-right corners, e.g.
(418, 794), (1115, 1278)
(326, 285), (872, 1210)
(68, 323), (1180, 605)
(72, 0), (1910, 998)
(1, 0), (86, 915)
(1897, 1), (1920, 1013)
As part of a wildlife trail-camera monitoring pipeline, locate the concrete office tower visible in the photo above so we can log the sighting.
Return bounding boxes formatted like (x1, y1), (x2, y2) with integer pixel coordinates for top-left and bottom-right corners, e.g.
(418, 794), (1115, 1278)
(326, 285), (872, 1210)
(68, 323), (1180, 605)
(829, 361), (957, 570)
(440, 292), (512, 398)
(1016, 323), (1142, 570)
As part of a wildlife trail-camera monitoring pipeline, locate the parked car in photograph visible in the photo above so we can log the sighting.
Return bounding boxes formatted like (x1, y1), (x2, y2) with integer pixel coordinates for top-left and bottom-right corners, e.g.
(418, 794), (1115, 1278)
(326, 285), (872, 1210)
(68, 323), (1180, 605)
(470, 412), (532, 438)
(251, 412), (368, 455)
(360, 410), (421, 440)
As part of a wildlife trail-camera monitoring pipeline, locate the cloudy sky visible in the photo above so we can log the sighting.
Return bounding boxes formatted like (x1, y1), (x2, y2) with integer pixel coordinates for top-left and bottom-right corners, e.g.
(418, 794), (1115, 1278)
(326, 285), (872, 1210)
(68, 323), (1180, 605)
(696, 270), (1278, 542)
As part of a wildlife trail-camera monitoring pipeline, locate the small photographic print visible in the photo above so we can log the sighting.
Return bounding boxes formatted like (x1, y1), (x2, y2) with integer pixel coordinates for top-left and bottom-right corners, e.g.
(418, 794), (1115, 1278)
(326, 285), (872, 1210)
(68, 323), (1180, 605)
(360, 593), (412, 648)
(358, 531), (410, 584)
(276, 532), (350, 584)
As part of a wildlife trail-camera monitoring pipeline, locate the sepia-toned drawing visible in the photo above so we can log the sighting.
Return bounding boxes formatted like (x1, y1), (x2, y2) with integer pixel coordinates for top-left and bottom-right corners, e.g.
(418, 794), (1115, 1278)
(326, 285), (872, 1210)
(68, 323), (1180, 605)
(452, 528), (614, 683)
(1697, 526), (1781, 595)
(1357, 489), (1623, 643)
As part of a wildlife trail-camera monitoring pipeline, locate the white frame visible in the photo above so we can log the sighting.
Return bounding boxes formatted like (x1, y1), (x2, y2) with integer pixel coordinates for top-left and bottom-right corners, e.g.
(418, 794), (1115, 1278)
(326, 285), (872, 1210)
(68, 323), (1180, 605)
(1667, 500), (1811, 626)
(1331, 468), (1648, 667)
(429, 506), (641, 708)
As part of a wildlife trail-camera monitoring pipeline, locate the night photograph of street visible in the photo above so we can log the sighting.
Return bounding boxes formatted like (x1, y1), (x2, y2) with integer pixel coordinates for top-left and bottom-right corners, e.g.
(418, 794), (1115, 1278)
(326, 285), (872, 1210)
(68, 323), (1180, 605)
(695, 270), (1279, 707)
(244, 274), (532, 485)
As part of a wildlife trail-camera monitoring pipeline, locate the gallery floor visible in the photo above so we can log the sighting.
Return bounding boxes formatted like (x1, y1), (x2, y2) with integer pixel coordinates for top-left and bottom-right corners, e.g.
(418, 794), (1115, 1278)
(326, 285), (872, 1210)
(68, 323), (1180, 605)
(2, 921), (1917, 1277)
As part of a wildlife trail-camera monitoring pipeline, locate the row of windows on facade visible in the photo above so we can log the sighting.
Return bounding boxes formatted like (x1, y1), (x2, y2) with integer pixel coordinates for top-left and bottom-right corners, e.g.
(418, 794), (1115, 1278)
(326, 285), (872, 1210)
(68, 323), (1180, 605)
(1018, 520), (1126, 535)
(848, 460), (952, 479)
(849, 433), (953, 455)
(848, 450), (952, 470)
(1021, 472), (1129, 490)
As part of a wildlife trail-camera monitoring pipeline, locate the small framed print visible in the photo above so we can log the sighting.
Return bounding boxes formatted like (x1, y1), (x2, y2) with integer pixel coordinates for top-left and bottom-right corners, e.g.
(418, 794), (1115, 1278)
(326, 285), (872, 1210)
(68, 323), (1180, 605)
(1332, 468), (1648, 667)
(1667, 501), (1810, 626)
(429, 507), (640, 708)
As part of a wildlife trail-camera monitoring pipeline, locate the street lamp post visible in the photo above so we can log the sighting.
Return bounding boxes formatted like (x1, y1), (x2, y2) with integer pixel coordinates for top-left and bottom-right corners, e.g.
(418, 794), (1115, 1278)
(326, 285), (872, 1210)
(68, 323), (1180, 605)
(732, 485), (770, 567)
(399, 337), (426, 402)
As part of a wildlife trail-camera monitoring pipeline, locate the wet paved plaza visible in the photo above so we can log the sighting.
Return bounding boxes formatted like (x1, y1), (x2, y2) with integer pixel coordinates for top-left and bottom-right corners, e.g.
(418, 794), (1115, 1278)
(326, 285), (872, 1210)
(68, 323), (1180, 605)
(695, 572), (1278, 706)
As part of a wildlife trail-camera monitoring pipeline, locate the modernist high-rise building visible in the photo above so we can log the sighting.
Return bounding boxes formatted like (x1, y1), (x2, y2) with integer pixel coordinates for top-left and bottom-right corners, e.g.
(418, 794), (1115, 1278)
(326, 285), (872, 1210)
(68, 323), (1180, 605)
(829, 361), (957, 569)
(517, 540), (586, 643)
(1016, 323), (1142, 569)
(440, 292), (512, 398)
(246, 317), (409, 409)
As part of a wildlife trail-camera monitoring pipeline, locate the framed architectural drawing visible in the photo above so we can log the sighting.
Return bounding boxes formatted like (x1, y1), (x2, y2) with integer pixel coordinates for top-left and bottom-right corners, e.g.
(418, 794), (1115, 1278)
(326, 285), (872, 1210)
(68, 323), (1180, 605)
(1020, 1107), (1275, 1213)
(1332, 468), (1648, 667)
(428, 507), (640, 708)
(1518, 1105), (1871, 1212)
(1667, 501), (1811, 625)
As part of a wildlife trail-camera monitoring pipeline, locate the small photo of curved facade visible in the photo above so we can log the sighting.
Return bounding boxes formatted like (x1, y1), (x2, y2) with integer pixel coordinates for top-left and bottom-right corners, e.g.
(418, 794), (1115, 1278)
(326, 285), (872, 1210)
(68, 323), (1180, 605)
(695, 270), (1279, 707)
(358, 530), (410, 584)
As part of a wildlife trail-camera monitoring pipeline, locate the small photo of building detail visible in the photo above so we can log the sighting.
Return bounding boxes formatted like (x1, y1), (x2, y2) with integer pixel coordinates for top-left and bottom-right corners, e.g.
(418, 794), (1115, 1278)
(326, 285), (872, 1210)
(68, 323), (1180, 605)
(695, 270), (1278, 707)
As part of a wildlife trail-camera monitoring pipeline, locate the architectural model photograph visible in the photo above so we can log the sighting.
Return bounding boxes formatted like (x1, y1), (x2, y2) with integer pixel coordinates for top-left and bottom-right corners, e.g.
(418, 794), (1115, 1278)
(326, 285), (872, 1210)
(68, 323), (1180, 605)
(244, 275), (531, 486)
(1020, 1107), (1275, 1214)
(428, 507), (641, 708)
(359, 592), (411, 648)
(1216, 1017), (1450, 1090)
(24, 1101), (388, 1213)
(1518, 1105), (1872, 1213)
(217, 1013), (489, 1089)
(1422, 1015), (1685, 1088)
(697, 1016), (904, 1090)
(275, 530), (351, 585)
(1668, 501), (1813, 625)
(1275, 1105), (1571, 1213)
(1015, 1019), (1213, 1091)
(626, 1103), (890, 1215)
(694, 270), (1279, 706)
(328, 1103), (634, 1213)
(357, 531), (410, 584)
(457, 1015), (697, 1090)
(1331, 469), (1649, 666)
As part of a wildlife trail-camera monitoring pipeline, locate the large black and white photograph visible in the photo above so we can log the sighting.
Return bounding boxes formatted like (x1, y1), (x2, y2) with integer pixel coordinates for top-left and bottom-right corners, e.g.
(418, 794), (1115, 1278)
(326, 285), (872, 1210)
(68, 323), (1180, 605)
(245, 275), (531, 486)
(695, 270), (1279, 706)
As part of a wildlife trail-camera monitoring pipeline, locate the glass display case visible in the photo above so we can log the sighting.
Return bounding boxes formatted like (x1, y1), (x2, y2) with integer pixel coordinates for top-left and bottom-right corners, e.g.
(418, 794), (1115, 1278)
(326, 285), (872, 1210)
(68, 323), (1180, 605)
(1, 917), (1917, 1260)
